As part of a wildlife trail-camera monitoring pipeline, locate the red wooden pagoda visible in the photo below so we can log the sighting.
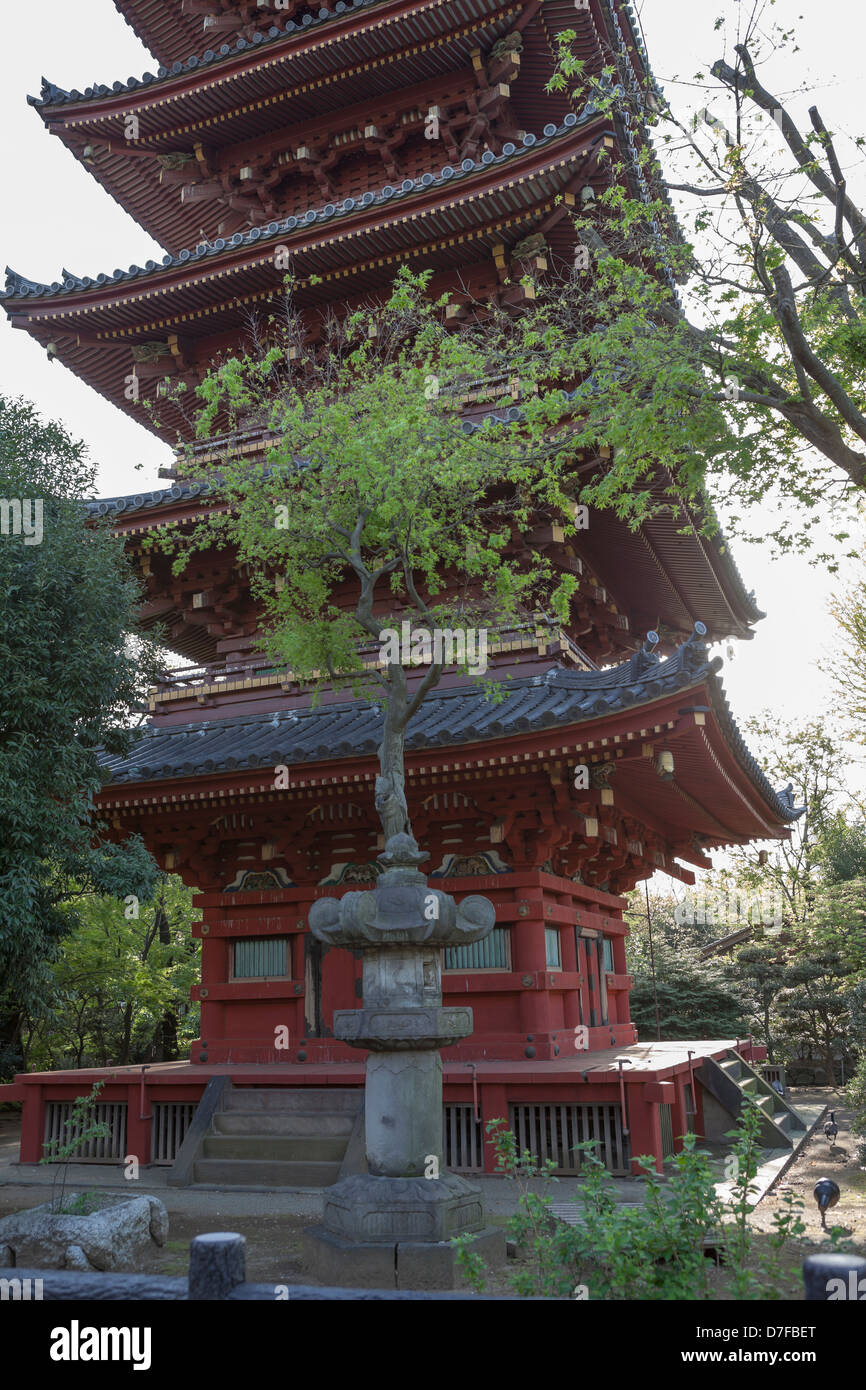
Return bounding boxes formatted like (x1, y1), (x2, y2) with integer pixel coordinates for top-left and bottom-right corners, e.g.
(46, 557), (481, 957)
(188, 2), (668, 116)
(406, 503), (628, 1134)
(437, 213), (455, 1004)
(1, 0), (802, 1182)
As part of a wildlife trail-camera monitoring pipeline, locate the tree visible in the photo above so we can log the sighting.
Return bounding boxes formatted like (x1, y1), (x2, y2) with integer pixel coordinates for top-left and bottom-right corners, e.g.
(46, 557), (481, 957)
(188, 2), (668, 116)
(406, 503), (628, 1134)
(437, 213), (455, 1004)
(826, 558), (866, 748)
(20, 876), (200, 1073)
(0, 394), (161, 1068)
(776, 948), (857, 1084)
(715, 716), (850, 924)
(628, 940), (747, 1041)
(159, 271), (579, 848)
(727, 944), (789, 1063)
(814, 813), (866, 884)
(801, 877), (866, 976)
(541, 7), (866, 560)
(625, 890), (721, 969)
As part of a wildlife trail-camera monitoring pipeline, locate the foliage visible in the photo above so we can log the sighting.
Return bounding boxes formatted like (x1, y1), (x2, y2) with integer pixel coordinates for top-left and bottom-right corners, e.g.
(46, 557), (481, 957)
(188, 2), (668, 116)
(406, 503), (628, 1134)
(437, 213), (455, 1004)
(845, 1054), (866, 1163)
(727, 945), (789, 1063)
(814, 816), (866, 886)
(827, 558), (866, 748)
(803, 878), (866, 973)
(724, 1099), (806, 1299)
(0, 394), (162, 1029)
(625, 893), (747, 1040)
(775, 946), (858, 1084)
(624, 890), (720, 971)
(156, 270), (582, 840)
(40, 1081), (110, 1216)
(545, 11), (866, 560)
(13, 876), (200, 1075)
(719, 716), (850, 925)
(55, 1192), (102, 1217)
(455, 1103), (804, 1300)
(628, 941), (748, 1040)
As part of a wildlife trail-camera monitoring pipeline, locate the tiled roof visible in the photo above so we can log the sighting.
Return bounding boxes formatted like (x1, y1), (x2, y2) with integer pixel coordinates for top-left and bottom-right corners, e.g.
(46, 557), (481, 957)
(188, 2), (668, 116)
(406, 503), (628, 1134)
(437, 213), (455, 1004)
(3, 116), (600, 304)
(86, 479), (216, 519)
(31, 1), (651, 111)
(98, 634), (802, 824)
(29, 0), (389, 107)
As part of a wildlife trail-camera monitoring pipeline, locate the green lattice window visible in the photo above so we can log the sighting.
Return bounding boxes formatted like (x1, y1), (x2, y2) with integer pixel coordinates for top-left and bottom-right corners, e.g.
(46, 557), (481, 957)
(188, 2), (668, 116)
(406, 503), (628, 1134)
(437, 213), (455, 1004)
(444, 927), (510, 971)
(232, 937), (290, 980)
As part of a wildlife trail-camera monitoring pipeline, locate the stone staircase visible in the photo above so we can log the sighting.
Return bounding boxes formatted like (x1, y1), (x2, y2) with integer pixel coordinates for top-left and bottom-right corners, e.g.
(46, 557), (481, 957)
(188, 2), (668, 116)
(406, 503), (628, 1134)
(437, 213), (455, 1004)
(182, 1086), (364, 1188)
(699, 1049), (806, 1149)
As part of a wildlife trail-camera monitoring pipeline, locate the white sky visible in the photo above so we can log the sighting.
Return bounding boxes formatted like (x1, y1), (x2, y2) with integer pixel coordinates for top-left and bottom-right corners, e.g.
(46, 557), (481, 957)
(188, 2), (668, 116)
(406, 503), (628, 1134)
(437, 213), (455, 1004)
(1, 0), (864, 810)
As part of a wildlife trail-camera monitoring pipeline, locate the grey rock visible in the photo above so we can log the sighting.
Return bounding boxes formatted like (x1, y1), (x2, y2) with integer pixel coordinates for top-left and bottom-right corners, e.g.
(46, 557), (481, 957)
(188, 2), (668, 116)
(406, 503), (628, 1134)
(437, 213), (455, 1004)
(64, 1244), (93, 1271)
(0, 1195), (168, 1272)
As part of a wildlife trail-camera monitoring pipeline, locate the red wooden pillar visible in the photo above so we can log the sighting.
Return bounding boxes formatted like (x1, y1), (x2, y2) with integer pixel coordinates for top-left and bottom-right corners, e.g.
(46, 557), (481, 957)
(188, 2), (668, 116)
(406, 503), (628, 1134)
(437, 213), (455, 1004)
(511, 887), (549, 1040)
(19, 1084), (45, 1162)
(629, 1084), (663, 1174)
(674, 1075), (690, 1152)
(560, 923), (580, 1034)
(126, 1078), (151, 1170)
(480, 1083), (508, 1174)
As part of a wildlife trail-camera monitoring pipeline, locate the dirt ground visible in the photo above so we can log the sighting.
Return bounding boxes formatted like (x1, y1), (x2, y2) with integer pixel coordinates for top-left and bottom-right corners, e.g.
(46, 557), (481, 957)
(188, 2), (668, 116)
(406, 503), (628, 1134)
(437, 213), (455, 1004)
(749, 1088), (865, 1245)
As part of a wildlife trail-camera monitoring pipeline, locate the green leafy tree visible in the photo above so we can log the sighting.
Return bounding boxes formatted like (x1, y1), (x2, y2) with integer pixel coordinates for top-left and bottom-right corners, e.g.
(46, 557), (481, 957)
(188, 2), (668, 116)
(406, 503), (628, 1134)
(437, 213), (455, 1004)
(727, 944), (790, 1063)
(814, 814), (866, 884)
(625, 890), (721, 973)
(160, 271), (579, 847)
(776, 948), (858, 1084)
(826, 558), (866, 752)
(846, 1053), (866, 1162)
(803, 878), (866, 975)
(540, 10), (866, 561)
(717, 717), (850, 925)
(628, 941), (747, 1041)
(21, 876), (200, 1072)
(0, 394), (161, 1071)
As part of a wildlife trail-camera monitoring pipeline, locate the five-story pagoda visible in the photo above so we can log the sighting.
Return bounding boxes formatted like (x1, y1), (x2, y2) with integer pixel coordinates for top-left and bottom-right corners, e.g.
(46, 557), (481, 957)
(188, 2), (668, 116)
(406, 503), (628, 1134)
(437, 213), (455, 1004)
(2, 0), (804, 1206)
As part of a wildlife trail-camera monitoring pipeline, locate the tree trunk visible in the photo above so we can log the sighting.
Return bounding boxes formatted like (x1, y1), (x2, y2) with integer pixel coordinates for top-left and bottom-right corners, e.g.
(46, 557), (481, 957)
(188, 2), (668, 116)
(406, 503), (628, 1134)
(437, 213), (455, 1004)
(0, 1007), (24, 1078)
(824, 1051), (836, 1086)
(119, 1002), (133, 1066)
(375, 686), (412, 842)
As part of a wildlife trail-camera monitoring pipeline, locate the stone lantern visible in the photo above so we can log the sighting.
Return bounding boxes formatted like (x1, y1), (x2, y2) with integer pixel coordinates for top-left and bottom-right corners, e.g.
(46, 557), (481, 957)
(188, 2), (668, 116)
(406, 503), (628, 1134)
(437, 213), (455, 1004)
(302, 832), (504, 1288)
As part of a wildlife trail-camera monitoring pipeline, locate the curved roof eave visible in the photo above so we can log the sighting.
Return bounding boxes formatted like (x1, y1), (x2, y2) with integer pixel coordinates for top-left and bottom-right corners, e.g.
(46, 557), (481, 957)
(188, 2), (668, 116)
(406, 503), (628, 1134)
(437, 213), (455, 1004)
(3, 119), (599, 307)
(96, 632), (801, 832)
(30, 0), (512, 112)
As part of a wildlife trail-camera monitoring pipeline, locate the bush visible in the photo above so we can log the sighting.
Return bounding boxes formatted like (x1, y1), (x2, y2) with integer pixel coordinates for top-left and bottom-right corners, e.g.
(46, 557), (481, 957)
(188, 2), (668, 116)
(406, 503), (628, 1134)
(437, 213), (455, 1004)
(454, 1101), (805, 1299)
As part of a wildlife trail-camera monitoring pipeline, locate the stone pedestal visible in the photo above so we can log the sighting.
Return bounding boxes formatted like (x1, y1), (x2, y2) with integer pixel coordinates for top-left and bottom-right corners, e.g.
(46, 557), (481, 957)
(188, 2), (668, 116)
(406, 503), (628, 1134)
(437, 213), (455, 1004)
(303, 833), (505, 1288)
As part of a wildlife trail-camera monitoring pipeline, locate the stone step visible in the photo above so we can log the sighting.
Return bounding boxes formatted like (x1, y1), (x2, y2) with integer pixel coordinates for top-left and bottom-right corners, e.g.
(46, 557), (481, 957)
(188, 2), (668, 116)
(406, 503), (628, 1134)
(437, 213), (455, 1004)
(773, 1110), (795, 1133)
(213, 1111), (356, 1137)
(192, 1157), (343, 1187)
(222, 1087), (362, 1114)
(202, 1134), (347, 1162)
